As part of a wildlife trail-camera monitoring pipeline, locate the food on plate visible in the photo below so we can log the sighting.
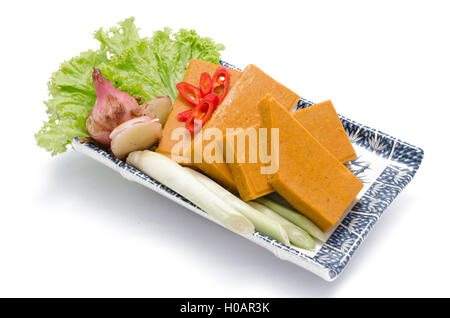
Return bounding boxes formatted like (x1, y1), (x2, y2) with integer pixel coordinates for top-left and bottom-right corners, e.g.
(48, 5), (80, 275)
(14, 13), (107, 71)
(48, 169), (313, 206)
(248, 201), (315, 250)
(223, 129), (268, 200)
(182, 97), (356, 196)
(210, 66), (231, 103)
(126, 150), (254, 235)
(257, 94), (363, 231)
(187, 133), (237, 192)
(35, 18), (224, 155)
(86, 68), (171, 149)
(140, 96), (172, 127)
(86, 68), (143, 147)
(255, 197), (326, 242)
(202, 64), (300, 130)
(155, 59), (242, 165)
(199, 72), (213, 97)
(176, 81), (203, 107)
(110, 116), (162, 160)
(175, 66), (230, 134)
(184, 93), (220, 135)
(185, 168), (290, 246)
(191, 64), (300, 196)
(225, 98), (358, 201)
(293, 100), (356, 163)
(36, 18), (366, 253)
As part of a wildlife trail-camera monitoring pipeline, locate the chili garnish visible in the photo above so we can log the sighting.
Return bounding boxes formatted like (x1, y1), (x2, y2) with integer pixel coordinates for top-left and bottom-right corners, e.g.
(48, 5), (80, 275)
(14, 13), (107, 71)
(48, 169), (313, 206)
(199, 72), (212, 97)
(211, 66), (230, 103)
(176, 109), (193, 122)
(185, 93), (219, 134)
(176, 66), (231, 133)
(176, 82), (202, 107)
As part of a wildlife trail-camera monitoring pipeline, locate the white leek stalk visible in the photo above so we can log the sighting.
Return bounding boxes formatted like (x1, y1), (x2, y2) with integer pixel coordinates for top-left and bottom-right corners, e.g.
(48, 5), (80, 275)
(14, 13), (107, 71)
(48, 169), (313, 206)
(248, 201), (315, 250)
(126, 151), (254, 235)
(255, 197), (327, 242)
(184, 167), (290, 246)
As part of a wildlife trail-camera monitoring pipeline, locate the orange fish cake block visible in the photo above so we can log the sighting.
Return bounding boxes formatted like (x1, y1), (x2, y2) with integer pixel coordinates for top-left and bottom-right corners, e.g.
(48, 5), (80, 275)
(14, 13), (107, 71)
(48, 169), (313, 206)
(293, 100), (356, 163)
(202, 64), (300, 131)
(224, 127), (275, 201)
(258, 94), (363, 232)
(193, 64), (300, 200)
(191, 136), (237, 192)
(155, 59), (242, 165)
(224, 99), (357, 200)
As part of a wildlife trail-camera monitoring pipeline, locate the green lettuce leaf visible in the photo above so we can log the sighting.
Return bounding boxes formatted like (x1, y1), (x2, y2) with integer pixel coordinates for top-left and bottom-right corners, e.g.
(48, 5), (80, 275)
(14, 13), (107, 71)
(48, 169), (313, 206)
(35, 50), (107, 155)
(35, 17), (224, 155)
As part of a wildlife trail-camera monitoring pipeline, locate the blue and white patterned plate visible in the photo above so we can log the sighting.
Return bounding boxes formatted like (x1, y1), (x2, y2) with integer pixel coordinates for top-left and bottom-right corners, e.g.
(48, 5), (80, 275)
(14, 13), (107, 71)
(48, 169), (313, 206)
(72, 62), (423, 281)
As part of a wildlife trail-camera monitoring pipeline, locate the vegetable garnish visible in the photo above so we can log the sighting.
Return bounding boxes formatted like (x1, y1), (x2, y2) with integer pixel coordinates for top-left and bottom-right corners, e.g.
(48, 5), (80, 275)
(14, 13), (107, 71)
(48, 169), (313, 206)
(35, 17), (224, 156)
(86, 68), (143, 147)
(139, 95), (172, 127)
(175, 82), (203, 107)
(211, 66), (230, 103)
(185, 93), (219, 134)
(126, 151), (254, 235)
(248, 201), (315, 250)
(110, 116), (162, 160)
(185, 168), (290, 246)
(199, 72), (212, 96)
(175, 66), (231, 133)
(255, 197), (327, 242)
(176, 109), (194, 122)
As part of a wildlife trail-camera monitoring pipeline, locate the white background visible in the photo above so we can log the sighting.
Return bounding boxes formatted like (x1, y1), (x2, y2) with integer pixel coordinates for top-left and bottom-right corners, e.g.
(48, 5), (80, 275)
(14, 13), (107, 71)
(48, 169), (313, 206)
(1, 0), (449, 297)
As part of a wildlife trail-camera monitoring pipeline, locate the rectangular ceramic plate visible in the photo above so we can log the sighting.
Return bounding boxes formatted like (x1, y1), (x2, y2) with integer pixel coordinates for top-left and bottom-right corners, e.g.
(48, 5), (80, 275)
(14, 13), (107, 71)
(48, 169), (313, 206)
(72, 61), (424, 281)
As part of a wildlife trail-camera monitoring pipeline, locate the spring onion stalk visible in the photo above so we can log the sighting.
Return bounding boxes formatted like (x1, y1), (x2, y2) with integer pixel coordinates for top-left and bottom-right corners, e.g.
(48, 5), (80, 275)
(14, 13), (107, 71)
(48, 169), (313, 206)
(255, 197), (327, 242)
(126, 151), (254, 235)
(248, 201), (315, 250)
(184, 168), (290, 246)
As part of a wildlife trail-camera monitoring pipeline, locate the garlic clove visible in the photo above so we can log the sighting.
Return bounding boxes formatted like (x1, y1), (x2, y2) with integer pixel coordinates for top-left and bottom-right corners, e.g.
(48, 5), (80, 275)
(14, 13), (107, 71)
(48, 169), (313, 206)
(110, 116), (162, 160)
(141, 96), (172, 127)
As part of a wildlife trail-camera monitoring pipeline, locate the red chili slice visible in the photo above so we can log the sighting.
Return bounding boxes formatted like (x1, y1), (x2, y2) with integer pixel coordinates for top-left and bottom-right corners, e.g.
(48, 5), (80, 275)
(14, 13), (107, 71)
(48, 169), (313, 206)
(176, 82), (202, 107)
(211, 66), (230, 103)
(176, 92), (219, 122)
(199, 72), (212, 97)
(202, 92), (219, 106)
(176, 109), (193, 122)
(185, 93), (219, 134)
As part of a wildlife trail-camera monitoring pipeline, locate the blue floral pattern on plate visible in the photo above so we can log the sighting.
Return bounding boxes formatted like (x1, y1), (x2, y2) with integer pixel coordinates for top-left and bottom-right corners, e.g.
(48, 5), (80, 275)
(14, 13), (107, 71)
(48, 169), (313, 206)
(71, 61), (424, 281)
